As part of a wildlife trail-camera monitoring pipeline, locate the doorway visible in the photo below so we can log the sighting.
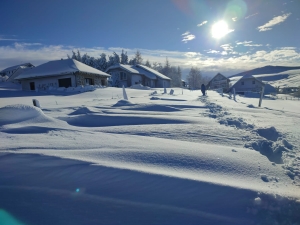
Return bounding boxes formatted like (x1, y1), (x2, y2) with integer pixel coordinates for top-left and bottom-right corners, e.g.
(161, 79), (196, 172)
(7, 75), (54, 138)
(30, 82), (35, 90)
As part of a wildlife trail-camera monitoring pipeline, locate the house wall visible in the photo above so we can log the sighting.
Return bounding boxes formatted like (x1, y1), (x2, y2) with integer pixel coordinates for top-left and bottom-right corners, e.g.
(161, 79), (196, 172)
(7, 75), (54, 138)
(234, 78), (263, 93)
(131, 74), (143, 85)
(21, 74), (76, 91)
(144, 77), (154, 87)
(75, 73), (107, 86)
(107, 68), (131, 87)
(156, 78), (171, 88)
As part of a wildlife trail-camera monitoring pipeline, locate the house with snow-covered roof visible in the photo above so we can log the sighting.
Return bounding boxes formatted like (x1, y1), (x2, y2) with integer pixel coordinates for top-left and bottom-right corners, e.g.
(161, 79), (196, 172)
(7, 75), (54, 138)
(15, 59), (110, 91)
(206, 73), (230, 92)
(0, 63), (35, 83)
(105, 64), (171, 88)
(229, 74), (276, 95)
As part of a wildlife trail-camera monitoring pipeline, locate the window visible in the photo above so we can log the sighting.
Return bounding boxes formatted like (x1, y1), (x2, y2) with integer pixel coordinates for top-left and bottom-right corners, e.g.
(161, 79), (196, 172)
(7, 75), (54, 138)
(58, 78), (72, 88)
(252, 80), (255, 84)
(241, 81), (244, 85)
(120, 72), (127, 80)
(85, 78), (94, 85)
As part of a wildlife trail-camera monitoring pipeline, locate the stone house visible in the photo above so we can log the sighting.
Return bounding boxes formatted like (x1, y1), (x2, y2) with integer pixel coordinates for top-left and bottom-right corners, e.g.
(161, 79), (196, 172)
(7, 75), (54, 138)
(15, 59), (110, 91)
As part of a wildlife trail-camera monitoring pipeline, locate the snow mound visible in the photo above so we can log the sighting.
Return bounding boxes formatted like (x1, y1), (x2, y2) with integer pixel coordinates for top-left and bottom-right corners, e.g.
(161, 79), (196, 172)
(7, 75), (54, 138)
(245, 138), (292, 164)
(69, 107), (99, 115)
(150, 97), (186, 101)
(254, 126), (281, 142)
(124, 104), (181, 112)
(112, 99), (135, 107)
(130, 84), (151, 90)
(61, 114), (188, 127)
(248, 193), (300, 225)
(0, 104), (54, 126)
(150, 96), (160, 100)
(219, 117), (254, 130)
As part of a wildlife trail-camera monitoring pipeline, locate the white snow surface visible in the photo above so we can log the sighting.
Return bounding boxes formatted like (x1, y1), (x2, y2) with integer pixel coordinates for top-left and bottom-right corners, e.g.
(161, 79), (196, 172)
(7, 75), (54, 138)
(0, 83), (300, 225)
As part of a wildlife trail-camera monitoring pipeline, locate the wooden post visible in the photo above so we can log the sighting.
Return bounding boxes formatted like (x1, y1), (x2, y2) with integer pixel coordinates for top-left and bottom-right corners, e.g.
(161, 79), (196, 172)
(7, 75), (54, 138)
(233, 88), (236, 101)
(122, 85), (128, 100)
(32, 99), (41, 108)
(258, 86), (265, 107)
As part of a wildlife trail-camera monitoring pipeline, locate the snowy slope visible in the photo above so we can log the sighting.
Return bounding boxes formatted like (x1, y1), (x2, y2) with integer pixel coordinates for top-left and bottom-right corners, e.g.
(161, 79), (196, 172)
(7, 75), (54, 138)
(0, 84), (299, 225)
(230, 69), (300, 87)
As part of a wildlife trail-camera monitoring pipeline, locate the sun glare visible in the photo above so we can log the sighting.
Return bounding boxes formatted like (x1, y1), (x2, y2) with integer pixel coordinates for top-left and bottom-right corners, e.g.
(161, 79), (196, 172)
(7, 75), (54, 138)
(211, 21), (232, 39)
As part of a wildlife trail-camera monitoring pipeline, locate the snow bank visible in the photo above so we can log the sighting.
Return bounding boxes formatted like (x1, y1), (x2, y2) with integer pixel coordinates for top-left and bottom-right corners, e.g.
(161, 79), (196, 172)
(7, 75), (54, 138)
(49, 85), (101, 93)
(69, 107), (99, 115)
(130, 84), (151, 90)
(0, 104), (53, 126)
(124, 104), (181, 112)
(112, 99), (135, 107)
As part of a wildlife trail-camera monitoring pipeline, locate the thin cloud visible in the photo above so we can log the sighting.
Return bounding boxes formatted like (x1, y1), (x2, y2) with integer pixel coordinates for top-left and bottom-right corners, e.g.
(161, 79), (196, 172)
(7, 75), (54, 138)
(220, 44), (233, 51)
(181, 31), (195, 43)
(279, 47), (296, 50)
(0, 35), (19, 41)
(245, 13), (258, 19)
(207, 50), (220, 54)
(14, 42), (42, 47)
(257, 13), (291, 32)
(232, 17), (237, 21)
(197, 21), (208, 27)
(236, 41), (253, 45)
(236, 41), (263, 47)
(0, 43), (300, 76)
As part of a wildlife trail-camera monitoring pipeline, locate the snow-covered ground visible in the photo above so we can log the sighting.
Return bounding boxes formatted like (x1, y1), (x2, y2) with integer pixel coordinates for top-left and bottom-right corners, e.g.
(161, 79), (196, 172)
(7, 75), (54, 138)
(0, 82), (299, 225)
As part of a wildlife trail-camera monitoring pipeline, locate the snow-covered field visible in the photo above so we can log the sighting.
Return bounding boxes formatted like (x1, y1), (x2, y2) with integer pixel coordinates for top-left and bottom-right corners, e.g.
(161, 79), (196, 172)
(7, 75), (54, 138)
(0, 83), (299, 225)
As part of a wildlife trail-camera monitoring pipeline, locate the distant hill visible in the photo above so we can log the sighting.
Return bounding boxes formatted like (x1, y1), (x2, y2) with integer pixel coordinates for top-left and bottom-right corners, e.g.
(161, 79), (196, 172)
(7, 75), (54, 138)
(228, 66), (300, 78)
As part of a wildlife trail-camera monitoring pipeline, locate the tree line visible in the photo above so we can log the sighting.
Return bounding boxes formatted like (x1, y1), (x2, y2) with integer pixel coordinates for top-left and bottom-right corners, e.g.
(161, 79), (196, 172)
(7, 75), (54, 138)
(68, 50), (207, 88)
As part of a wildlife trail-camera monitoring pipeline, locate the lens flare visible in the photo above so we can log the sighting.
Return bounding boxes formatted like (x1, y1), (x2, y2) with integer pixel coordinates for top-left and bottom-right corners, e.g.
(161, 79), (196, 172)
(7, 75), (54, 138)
(211, 21), (233, 39)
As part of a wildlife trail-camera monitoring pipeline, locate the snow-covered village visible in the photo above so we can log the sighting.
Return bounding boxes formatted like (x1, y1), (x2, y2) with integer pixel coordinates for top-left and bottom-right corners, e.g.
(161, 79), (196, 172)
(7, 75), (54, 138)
(1, 1), (300, 225)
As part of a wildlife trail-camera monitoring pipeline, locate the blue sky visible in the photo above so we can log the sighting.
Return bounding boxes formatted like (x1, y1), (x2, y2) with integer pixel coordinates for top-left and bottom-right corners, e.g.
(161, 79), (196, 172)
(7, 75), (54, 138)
(0, 0), (299, 76)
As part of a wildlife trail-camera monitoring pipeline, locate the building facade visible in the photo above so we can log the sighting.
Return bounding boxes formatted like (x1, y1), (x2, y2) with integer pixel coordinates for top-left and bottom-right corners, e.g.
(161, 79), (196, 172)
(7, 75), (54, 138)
(207, 73), (230, 92)
(106, 64), (171, 88)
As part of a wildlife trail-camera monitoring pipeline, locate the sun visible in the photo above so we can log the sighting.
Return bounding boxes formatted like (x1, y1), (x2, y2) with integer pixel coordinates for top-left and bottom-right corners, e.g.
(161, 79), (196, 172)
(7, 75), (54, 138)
(211, 21), (232, 39)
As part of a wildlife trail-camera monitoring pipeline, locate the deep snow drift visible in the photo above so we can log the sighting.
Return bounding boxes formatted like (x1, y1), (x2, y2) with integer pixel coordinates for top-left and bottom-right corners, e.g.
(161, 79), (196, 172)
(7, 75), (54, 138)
(0, 84), (299, 225)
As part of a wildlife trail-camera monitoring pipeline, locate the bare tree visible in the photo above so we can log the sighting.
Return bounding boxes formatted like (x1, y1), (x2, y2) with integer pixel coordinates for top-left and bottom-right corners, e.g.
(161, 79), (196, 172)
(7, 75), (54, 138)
(187, 67), (202, 89)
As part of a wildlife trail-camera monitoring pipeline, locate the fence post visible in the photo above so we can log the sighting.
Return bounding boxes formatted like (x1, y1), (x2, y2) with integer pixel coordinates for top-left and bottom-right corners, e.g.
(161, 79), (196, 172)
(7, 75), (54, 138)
(258, 86), (265, 107)
(233, 88), (236, 101)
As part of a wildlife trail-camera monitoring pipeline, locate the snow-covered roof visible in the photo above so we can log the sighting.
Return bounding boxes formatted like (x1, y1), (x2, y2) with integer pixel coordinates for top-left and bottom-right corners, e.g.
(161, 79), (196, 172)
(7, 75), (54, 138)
(229, 74), (265, 92)
(16, 59), (110, 80)
(106, 64), (171, 80)
(0, 63), (34, 73)
(105, 64), (139, 74)
(136, 64), (171, 80)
